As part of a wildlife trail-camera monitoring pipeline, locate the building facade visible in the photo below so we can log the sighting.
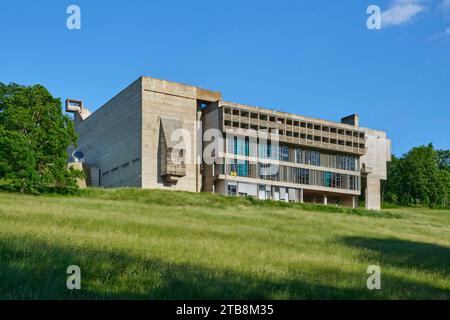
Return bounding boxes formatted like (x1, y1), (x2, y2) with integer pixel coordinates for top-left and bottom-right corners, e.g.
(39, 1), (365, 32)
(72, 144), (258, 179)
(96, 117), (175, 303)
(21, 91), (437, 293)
(68, 76), (391, 210)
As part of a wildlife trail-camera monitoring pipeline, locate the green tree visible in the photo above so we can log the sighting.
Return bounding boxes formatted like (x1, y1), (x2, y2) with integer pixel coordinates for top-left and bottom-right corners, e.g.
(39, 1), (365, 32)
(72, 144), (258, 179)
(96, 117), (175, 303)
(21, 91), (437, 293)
(383, 144), (450, 207)
(0, 82), (81, 193)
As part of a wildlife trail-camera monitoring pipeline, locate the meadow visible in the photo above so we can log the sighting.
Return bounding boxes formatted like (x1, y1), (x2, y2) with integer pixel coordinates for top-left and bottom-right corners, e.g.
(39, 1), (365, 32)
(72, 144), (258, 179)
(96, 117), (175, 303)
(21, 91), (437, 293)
(0, 188), (448, 299)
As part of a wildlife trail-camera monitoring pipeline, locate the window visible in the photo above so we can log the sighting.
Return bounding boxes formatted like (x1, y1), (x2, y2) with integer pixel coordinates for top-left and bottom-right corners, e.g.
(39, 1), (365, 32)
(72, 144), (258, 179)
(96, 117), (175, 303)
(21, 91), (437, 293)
(237, 160), (248, 177)
(228, 184), (237, 196)
(295, 148), (302, 163)
(281, 146), (289, 162)
(306, 150), (320, 166)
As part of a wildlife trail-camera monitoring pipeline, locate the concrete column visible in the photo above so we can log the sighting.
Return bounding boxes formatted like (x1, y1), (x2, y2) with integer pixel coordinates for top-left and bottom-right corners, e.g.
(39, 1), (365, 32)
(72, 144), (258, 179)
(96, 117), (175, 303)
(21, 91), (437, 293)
(352, 195), (358, 209)
(299, 188), (304, 203)
(312, 195), (316, 203)
(365, 175), (381, 210)
(323, 194), (328, 206)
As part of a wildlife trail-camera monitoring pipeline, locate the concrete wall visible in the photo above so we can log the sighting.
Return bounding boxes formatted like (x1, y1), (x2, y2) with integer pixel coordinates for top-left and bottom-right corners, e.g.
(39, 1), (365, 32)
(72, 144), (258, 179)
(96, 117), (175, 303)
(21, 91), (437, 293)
(360, 128), (391, 180)
(74, 79), (142, 187)
(360, 128), (391, 210)
(141, 77), (201, 192)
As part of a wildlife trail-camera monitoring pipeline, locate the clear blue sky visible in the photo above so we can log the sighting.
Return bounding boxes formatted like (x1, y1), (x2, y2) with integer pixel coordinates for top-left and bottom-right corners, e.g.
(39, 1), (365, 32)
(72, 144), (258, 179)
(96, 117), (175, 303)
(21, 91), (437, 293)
(1, 0), (449, 155)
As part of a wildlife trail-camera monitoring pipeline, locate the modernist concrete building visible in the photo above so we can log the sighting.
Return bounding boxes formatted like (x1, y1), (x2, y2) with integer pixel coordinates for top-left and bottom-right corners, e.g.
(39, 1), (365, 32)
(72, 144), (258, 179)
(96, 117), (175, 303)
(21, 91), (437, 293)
(67, 76), (391, 210)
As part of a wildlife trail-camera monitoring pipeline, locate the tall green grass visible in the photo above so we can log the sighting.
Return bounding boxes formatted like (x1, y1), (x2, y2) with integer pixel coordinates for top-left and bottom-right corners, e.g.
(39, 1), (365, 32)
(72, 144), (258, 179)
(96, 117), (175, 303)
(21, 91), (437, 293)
(0, 189), (448, 299)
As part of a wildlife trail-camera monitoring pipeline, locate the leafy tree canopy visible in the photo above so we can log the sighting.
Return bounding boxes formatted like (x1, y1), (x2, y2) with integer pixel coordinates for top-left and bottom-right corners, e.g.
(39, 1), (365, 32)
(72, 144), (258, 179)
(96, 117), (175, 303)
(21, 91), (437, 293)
(0, 82), (81, 193)
(383, 143), (450, 207)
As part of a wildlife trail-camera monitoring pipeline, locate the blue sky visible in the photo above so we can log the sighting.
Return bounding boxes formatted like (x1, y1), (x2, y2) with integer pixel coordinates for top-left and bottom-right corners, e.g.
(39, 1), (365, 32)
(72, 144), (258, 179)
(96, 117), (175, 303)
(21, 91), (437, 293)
(0, 0), (449, 155)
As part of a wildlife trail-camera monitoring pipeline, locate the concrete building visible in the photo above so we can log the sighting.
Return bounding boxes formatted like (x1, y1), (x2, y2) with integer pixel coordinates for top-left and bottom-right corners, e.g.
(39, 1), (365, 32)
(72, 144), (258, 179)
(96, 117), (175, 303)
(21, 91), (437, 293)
(67, 76), (391, 210)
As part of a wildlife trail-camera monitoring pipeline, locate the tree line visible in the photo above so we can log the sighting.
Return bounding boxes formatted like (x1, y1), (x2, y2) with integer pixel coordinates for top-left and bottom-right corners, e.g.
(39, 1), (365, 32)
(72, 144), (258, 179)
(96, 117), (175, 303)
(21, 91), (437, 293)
(382, 144), (450, 207)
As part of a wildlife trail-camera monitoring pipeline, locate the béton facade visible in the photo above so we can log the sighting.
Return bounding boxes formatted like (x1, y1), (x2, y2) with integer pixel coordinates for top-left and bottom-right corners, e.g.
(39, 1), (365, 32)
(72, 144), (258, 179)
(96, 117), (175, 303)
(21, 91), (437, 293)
(68, 76), (391, 210)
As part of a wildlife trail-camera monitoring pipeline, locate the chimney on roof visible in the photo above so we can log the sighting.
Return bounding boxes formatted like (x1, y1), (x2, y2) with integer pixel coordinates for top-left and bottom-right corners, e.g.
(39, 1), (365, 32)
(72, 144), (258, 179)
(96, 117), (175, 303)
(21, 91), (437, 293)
(341, 114), (359, 127)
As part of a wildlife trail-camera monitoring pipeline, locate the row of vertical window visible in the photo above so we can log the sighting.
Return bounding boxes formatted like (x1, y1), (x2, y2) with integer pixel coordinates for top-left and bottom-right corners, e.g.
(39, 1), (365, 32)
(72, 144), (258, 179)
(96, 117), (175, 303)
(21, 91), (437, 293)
(225, 161), (359, 191)
(227, 137), (358, 171)
(223, 107), (365, 139)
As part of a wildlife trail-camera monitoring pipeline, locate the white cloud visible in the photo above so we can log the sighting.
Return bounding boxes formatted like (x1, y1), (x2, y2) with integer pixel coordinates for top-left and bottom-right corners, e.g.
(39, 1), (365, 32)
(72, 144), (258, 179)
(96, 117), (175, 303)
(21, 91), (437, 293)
(428, 27), (450, 40)
(381, 0), (427, 27)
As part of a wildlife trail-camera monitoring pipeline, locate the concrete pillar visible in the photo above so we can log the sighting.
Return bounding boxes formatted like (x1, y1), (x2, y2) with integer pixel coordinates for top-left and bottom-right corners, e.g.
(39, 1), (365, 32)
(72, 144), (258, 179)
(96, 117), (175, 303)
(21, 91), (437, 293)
(365, 175), (381, 210)
(352, 195), (358, 209)
(299, 188), (304, 203)
(323, 194), (328, 206)
(312, 195), (316, 203)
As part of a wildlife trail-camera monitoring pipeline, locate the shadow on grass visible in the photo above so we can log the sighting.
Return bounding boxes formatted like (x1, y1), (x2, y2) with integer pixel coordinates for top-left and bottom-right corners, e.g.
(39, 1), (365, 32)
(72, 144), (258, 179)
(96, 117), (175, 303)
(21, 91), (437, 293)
(0, 235), (448, 299)
(340, 237), (450, 299)
(340, 237), (450, 277)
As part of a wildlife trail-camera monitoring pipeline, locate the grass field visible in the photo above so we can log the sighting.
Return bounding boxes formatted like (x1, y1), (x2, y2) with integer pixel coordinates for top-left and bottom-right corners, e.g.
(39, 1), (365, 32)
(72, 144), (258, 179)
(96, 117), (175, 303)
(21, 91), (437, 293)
(0, 188), (449, 299)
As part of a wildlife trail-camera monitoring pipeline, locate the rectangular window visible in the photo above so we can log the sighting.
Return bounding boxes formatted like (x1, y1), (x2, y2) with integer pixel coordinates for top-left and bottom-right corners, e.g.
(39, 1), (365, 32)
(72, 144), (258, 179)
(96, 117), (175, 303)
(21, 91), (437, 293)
(281, 146), (289, 162)
(295, 148), (302, 163)
(228, 184), (237, 196)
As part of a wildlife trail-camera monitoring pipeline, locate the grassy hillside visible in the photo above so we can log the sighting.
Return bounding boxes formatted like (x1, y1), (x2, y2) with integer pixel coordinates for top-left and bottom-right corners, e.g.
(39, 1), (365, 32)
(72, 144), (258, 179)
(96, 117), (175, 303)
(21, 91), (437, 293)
(0, 188), (449, 299)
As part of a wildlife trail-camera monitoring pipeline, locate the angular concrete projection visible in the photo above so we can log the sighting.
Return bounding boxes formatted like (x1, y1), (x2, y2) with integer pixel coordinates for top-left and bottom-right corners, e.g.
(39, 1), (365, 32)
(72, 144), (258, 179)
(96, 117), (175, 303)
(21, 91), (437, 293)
(360, 128), (391, 210)
(68, 76), (391, 210)
(159, 117), (186, 183)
